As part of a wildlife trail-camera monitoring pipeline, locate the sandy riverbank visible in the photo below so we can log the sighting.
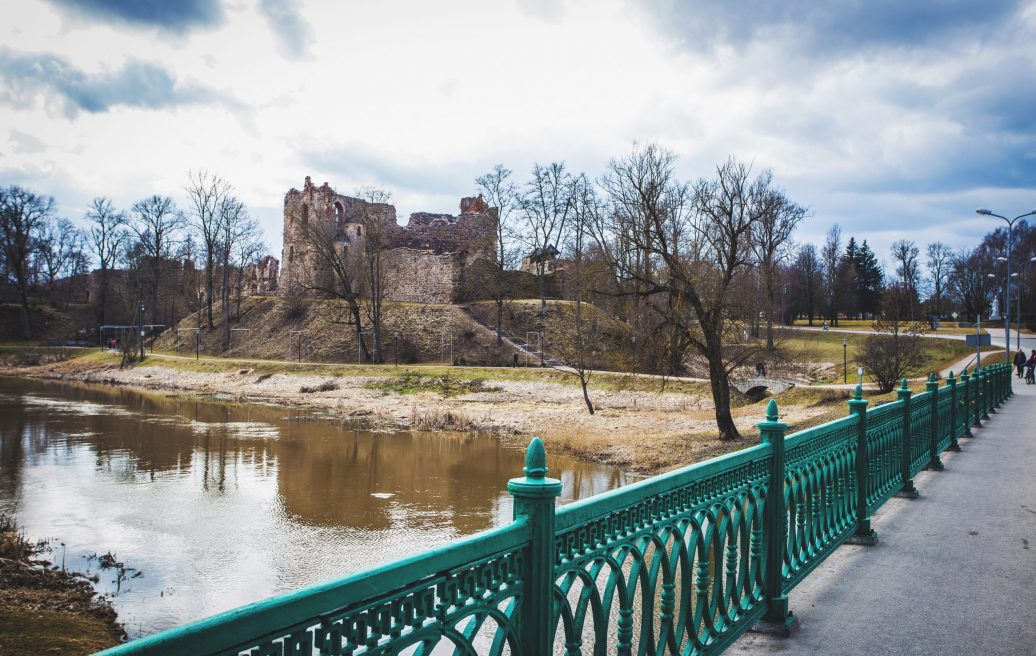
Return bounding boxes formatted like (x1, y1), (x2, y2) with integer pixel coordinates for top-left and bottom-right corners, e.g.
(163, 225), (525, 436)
(2, 353), (848, 474)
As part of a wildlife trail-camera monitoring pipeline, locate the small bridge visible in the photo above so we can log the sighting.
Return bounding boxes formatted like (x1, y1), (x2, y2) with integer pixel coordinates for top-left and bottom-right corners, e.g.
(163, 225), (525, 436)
(731, 376), (798, 398)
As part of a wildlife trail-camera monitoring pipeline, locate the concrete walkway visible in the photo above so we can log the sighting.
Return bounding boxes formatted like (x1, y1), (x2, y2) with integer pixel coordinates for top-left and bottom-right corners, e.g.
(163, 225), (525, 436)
(728, 379), (1036, 655)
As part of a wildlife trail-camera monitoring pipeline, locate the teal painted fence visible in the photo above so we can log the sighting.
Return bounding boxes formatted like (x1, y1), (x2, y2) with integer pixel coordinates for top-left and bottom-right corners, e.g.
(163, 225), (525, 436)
(96, 364), (1013, 656)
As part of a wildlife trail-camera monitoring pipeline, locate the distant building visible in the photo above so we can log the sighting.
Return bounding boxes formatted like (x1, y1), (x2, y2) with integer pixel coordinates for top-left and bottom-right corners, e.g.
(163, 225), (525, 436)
(279, 177), (498, 304)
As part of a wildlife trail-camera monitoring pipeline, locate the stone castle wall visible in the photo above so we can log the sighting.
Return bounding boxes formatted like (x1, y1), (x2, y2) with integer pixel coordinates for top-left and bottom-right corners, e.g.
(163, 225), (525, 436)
(278, 176), (497, 304)
(382, 249), (461, 304)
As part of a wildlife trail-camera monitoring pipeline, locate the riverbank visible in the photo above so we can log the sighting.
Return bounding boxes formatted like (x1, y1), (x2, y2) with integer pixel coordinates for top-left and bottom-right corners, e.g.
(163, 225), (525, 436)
(0, 515), (123, 655)
(0, 350), (857, 474)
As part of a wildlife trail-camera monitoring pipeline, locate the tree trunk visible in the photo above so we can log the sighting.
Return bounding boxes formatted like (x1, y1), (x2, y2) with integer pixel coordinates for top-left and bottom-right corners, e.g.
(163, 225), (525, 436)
(17, 280), (31, 340)
(350, 303), (371, 362)
(579, 373), (594, 415)
(205, 256), (215, 329)
(495, 298), (503, 346)
(537, 262), (547, 317)
(704, 336), (740, 440)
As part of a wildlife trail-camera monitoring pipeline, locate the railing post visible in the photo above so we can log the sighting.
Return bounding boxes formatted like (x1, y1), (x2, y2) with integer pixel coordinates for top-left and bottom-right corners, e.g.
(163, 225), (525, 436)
(847, 384), (877, 545)
(973, 369), (984, 428)
(947, 371), (962, 452)
(960, 369), (973, 437)
(508, 437), (562, 655)
(926, 373), (943, 470)
(988, 365), (999, 411)
(757, 399), (797, 635)
(1008, 361), (1014, 397)
(896, 378), (919, 498)
(981, 368), (992, 419)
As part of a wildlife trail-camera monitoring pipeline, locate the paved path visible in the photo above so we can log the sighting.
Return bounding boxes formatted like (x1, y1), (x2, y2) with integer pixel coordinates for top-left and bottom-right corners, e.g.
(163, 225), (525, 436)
(728, 378), (1036, 655)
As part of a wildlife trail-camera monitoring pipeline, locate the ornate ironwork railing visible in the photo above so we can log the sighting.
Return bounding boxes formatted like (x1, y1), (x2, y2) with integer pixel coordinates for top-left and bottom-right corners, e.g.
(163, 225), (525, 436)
(96, 364), (1013, 656)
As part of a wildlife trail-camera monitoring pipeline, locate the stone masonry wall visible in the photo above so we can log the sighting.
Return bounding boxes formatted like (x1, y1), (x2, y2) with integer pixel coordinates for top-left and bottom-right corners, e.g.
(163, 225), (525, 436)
(382, 248), (461, 304)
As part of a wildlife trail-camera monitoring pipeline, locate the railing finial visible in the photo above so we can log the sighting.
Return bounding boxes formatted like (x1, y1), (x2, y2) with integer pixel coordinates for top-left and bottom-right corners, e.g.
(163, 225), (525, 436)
(766, 398), (779, 422)
(524, 437), (549, 479)
(853, 384), (863, 400)
(900, 377), (910, 391)
(928, 372), (936, 383)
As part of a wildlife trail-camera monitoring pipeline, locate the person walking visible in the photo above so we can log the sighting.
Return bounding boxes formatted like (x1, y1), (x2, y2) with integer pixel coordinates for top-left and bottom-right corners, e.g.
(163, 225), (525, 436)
(1026, 350), (1036, 385)
(1014, 348), (1027, 378)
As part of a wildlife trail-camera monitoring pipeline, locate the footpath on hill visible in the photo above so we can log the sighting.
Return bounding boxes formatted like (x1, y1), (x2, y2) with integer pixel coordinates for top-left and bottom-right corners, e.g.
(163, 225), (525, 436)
(729, 378), (1036, 655)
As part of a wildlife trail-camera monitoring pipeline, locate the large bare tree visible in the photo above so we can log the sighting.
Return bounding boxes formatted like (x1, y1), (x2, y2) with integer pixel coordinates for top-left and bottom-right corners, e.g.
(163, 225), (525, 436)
(594, 147), (771, 440)
(295, 205), (372, 362)
(86, 197), (127, 329)
(890, 239), (921, 321)
(216, 195), (259, 351)
(751, 181), (806, 349)
(0, 186), (54, 339)
(520, 162), (574, 316)
(925, 241), (953, 324)
(185, 170), (232, 330)
(356, 186), (392, 363)
(130, 195), (185, 326)
(821, 224), (842, 325)
(475, 164), (520, 345)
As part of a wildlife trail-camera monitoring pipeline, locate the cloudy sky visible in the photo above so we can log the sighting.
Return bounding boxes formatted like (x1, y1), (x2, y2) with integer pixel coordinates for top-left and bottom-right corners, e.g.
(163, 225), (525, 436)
(2, 0), (1034, 264)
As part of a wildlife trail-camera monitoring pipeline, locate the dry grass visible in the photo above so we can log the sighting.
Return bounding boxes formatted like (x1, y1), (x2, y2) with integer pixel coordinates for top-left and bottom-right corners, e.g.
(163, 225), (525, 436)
(408, 406), (485, 431)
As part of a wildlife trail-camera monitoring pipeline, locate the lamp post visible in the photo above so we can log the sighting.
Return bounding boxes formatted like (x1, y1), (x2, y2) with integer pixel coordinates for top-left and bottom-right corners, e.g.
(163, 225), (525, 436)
(1012, 256), (1036, 350)
(843, 337), (848, 384)
(976, 208), (1036, 362)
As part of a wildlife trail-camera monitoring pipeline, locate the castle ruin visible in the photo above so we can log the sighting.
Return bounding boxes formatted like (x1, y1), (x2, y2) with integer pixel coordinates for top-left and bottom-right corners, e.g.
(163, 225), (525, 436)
(279, 177), (497, 305)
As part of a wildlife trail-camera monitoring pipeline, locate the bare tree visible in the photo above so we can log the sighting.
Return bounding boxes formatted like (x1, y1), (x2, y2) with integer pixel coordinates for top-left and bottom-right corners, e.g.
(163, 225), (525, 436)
(563, 173), (598, 414)
(295, 206), (372, 362)
(475, 164), (519, 345)
(791, 243), (822, 325)
(949, 247), (994, 322)
(86, 197), (127, 329)
(233, 233), (267, 319)
(858, 284), (928, 393)
(926, 241), (953, 325)
(0, 186), (54, 339)
(130, 195), (185, 325)
(821, 224), (842, 325)
(37, 217), (88, 288)
(890, 239), (921, 321)
(185, 170), (232, 330)
(356, 186), (392, 363)
(217, 195), (259, 351)
(751, 181), (806, 349)
(594, 148), (769, 440)
(520, 162), (574, 316)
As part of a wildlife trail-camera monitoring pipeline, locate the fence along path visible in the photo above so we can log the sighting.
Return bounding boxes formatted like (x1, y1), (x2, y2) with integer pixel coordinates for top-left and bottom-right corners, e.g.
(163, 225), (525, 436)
(96, 364), (1014, 656)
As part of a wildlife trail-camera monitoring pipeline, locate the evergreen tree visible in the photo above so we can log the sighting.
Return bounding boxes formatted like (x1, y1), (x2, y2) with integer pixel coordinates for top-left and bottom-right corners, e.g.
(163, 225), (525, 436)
(855, 240), (884, 318)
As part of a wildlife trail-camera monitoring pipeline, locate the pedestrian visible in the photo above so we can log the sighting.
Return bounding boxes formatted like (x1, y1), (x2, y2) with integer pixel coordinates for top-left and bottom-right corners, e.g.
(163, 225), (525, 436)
(1026, 350), (1036, 385)
(1014, 348), (1027, 378)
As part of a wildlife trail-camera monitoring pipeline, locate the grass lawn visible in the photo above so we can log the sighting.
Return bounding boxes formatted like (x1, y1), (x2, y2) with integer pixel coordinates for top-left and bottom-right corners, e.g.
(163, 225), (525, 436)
(775, 329), (1000, 383)
(791, 319), (988, 336)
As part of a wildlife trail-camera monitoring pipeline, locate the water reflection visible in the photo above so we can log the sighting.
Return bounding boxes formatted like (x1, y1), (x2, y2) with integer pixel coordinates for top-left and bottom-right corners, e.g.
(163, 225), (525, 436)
(0, 377), (631, 639)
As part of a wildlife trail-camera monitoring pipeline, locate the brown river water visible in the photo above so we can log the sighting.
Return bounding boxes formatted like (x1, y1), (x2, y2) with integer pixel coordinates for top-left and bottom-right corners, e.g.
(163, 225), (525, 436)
(0, 376), (632, 639)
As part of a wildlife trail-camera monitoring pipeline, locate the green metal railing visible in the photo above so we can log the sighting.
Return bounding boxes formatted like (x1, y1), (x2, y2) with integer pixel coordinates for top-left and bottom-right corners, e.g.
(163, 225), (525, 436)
(96, 363), (1014, 656)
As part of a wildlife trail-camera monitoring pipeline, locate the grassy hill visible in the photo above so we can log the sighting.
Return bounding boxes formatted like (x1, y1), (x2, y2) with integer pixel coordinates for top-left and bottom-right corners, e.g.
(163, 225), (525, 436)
(152, 296), (524, 366)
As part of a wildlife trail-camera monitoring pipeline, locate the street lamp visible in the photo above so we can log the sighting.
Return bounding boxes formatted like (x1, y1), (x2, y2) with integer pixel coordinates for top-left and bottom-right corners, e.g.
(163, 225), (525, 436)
(976, 208), (1036, 363)
(843, 337), (848, 384)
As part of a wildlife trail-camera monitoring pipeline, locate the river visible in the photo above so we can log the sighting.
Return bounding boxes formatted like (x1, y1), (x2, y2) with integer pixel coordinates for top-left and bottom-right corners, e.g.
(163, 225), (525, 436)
(0, 376), (632, 639)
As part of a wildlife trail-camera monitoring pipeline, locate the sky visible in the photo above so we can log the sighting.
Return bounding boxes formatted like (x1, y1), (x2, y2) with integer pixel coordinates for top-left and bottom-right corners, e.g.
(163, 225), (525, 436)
(1, 0), (1034, 267)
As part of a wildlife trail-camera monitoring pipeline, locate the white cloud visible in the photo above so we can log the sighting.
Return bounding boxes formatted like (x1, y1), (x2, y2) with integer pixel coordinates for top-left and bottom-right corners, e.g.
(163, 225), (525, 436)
(0, 0), (1032, 260)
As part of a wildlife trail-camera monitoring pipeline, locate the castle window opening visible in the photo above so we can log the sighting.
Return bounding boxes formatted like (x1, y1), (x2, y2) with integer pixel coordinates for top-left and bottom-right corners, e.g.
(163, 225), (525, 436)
(334, 202), (345, 227)
(356, 226), (362, 236)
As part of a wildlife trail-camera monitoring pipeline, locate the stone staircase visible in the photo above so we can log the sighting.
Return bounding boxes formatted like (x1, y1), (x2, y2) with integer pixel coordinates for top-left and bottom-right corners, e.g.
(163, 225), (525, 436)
(457, 305), (563, 367)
